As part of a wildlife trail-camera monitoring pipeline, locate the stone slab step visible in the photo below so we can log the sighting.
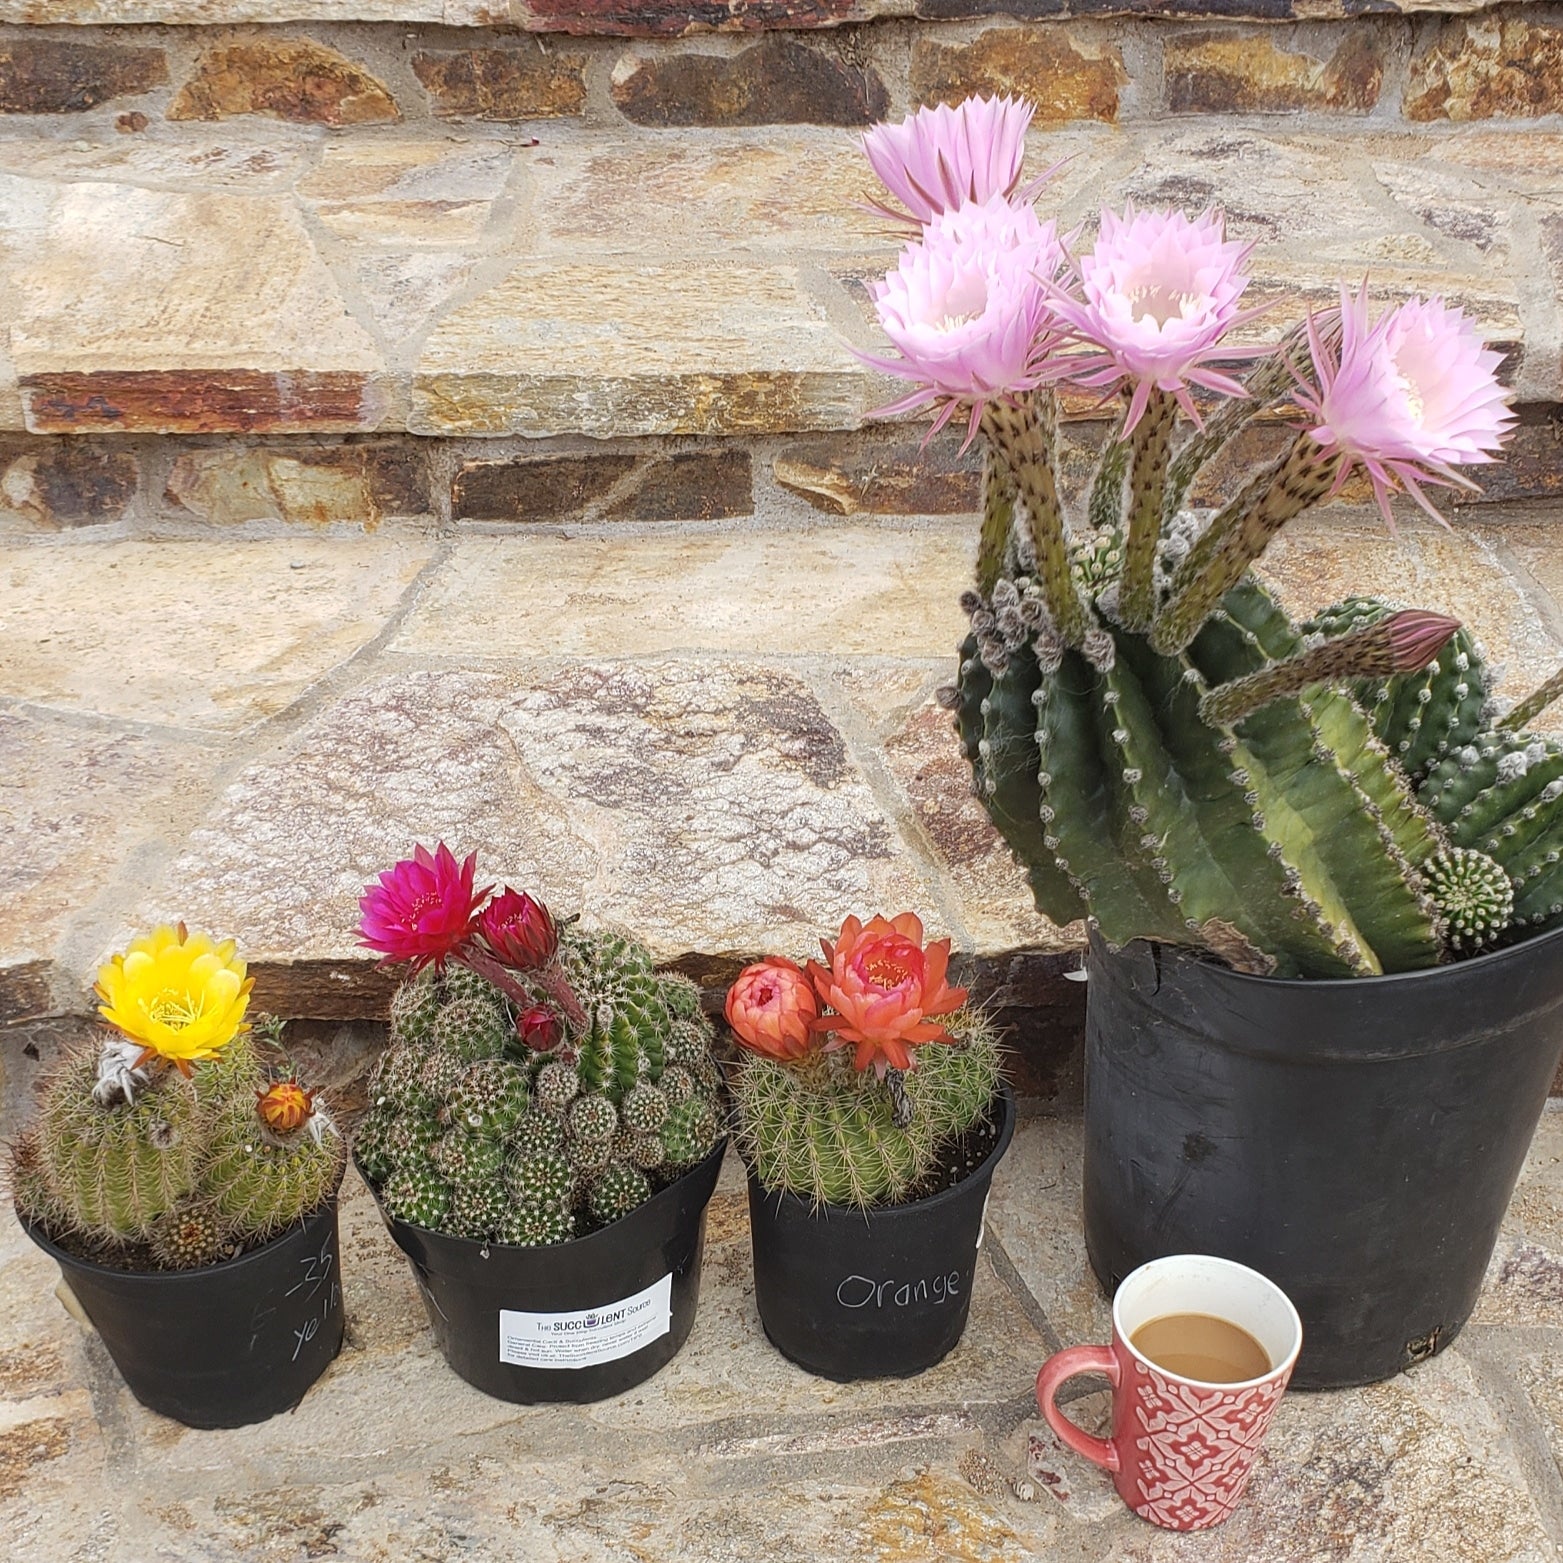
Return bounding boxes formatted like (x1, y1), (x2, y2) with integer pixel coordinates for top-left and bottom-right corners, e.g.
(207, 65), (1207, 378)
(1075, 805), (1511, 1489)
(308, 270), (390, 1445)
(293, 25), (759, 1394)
(2, 114), (1558, 438)
(6, 503), (1563, 1053)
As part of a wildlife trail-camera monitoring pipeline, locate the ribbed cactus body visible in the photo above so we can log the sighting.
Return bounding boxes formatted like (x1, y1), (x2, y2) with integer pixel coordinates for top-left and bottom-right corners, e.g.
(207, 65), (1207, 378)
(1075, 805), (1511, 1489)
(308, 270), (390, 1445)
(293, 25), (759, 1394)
(357, 927), (725, 1247)
(18, 1035), (343, 1266)
(204, 1097), (344, 1241)
(960, 578), (1451, 978)
(34, 1052), (204, 1240)
(733, 1013), (1002, 1207)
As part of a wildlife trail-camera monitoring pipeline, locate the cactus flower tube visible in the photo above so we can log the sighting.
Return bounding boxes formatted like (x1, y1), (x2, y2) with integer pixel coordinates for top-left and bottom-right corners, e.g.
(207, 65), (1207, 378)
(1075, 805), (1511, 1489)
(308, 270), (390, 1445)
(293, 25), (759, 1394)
(95, 924), (253, 1073)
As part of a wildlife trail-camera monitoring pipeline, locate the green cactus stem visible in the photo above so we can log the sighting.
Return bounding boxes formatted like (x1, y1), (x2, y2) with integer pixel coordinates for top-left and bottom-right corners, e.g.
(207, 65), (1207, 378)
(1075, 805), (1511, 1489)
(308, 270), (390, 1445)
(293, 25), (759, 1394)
(1152, 435), (1343, 655)
(32, 1050), (204, 1241)
(150, 1204), (233, 1269)
(981, 392), (1089, 645)
(1198, 611), (1460, 728)
(1119, 389), (1177, 631)
(203, 1094), (344, 1241)
(1501, 666), (1563, 734)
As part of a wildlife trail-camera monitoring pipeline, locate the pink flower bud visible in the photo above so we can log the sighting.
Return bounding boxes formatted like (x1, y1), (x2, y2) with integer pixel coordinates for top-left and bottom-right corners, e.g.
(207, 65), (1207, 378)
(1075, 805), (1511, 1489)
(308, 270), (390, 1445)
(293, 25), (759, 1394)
(478, 888), (558, 971)
(517, 1005), (561, 1053)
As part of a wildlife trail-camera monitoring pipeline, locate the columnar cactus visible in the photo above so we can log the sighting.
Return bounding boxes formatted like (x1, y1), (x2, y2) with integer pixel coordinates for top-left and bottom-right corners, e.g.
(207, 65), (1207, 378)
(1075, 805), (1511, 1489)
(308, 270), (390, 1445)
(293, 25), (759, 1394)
(9, 928), (344, 1267)
(855, 93), (1562, 978)
(726, 915), (1005, 1207)
(353, 849), (726, 1247)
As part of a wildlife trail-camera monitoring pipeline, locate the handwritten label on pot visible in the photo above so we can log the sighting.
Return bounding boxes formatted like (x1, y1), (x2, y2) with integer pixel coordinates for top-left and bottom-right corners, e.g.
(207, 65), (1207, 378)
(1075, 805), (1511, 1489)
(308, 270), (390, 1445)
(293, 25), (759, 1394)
(499, 1274), (672, 1370)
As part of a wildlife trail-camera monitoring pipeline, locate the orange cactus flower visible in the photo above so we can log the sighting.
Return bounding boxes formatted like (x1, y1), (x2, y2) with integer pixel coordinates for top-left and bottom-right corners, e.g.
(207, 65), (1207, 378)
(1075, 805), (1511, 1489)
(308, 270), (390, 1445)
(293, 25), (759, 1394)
(807, 913), (968, 1076)
(256, 1080), (315, 1134)
(725, 956), (820, 1061)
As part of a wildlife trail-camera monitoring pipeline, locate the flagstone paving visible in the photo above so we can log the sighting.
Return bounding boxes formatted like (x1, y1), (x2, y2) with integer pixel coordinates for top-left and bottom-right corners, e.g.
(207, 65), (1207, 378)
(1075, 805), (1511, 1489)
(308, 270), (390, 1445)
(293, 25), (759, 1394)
(2, 1030), (1561, 1563)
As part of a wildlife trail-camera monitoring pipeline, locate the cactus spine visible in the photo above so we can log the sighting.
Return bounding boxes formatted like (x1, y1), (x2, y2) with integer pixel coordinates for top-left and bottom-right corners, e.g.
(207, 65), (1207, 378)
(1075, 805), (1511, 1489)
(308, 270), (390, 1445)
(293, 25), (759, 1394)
(358, 925), (725, 1247)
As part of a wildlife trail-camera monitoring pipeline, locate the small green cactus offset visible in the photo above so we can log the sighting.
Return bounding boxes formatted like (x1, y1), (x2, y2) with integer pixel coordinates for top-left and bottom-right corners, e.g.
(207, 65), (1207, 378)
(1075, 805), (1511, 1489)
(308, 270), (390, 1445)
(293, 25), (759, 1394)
(725, 915), (1006, 1208)
(354, 852), (727, 1247)
(9, 925), (344, 1269)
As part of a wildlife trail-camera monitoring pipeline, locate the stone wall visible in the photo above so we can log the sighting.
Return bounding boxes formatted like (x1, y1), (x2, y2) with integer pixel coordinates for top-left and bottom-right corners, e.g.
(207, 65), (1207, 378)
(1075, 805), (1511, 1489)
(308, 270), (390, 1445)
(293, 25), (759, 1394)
(5, 413), (1562, 534)
(0, 8), (1558, 127)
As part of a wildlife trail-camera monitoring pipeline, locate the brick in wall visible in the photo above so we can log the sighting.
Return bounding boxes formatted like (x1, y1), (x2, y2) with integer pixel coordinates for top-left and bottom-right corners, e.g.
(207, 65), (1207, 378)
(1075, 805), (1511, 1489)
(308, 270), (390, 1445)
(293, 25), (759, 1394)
(611, 38), (888, 127)
(0, 38), (166, 115)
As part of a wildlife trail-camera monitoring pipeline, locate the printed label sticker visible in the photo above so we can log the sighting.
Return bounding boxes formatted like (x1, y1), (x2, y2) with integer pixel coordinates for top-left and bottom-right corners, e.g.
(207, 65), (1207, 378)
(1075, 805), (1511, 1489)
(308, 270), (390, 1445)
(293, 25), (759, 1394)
(499, 1273), (672, 1370)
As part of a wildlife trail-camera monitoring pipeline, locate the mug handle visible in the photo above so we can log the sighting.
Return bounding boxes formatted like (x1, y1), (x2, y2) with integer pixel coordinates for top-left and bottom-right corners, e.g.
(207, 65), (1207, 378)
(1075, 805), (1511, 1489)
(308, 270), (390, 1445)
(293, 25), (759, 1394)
(1035, 1345), (1121, 1473)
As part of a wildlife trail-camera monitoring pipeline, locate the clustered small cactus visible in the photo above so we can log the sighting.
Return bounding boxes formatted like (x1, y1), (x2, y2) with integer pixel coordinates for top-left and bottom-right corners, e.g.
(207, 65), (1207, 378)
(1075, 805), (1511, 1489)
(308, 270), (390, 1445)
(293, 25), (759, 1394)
(725, 914), (1004, 1207)
(354, 846), (725, 1247)
(855, 92), (1563, 978)
(9, 928), (343, 1270)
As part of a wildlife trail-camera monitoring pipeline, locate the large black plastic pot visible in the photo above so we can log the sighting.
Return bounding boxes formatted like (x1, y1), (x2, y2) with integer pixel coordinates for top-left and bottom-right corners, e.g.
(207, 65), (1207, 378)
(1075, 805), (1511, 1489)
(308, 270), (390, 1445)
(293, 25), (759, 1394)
(1083, 927), (1563, 1389)
(25, 1203), (343, 1428)
(366, 1139), (725, 1404)
(748, 1089), (1015, 1381)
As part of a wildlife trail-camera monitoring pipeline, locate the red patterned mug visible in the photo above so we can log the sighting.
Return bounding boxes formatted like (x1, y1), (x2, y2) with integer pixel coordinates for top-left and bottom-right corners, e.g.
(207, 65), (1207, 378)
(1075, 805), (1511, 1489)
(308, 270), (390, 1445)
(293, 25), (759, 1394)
(1035, 1255), (1302, 1531)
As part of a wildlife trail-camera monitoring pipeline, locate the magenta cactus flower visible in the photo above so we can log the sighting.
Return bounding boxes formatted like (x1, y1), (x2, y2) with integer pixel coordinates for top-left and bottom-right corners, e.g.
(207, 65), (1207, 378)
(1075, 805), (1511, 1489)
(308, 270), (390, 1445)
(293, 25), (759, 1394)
(1296, 284), (1514, 526)
(861, 94), (1043, 226)
(865, 195), (1066, 441)
(476, 887), (558, 971)
(1046, 204), (1263, 432)
(357, 842), (489, 972)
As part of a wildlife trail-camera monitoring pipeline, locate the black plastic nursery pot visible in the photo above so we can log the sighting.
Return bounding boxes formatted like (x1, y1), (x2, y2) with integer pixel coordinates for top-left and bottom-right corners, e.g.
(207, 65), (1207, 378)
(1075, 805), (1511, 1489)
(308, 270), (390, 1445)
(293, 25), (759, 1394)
(747, 1087), (1016, 1382)
(366, 1138), (725, 1404)
(1083, 926), (1563, 1390)
(25, 1202), (344, 1429)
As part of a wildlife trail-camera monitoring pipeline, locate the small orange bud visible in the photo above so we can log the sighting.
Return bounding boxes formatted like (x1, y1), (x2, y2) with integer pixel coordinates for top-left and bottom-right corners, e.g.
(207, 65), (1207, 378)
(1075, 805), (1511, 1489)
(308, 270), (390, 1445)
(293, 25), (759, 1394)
(257, 1080), (314, 1133)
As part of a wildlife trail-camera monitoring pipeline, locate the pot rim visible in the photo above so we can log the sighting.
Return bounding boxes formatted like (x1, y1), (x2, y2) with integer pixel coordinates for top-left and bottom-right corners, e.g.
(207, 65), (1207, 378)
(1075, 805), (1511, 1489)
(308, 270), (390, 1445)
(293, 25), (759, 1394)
(746, 1084), (1016, 1221)
(356, 1134), (728, 1260)
(18, 1197), (338, 1284)
(1088, 916), (1563, 996)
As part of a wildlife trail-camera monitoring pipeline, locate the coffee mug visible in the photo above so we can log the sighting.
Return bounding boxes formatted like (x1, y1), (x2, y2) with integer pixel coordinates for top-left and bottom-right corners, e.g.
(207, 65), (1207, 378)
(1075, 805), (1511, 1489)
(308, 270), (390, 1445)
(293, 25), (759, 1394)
(1034, 1254), (1302, 1531)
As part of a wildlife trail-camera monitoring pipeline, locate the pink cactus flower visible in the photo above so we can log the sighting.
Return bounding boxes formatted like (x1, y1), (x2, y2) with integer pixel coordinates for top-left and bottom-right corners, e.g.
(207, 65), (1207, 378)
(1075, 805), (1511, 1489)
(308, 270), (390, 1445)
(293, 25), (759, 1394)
(1296, 284), (1513, 526)
(865, 194), (1067, 443)
(1045, 204), (1264, 432)
(862, 95), (1047, 226)
(517, 1004), (561, 1053)
(477, 887), (558, 971)
(357, 843), (489, 973)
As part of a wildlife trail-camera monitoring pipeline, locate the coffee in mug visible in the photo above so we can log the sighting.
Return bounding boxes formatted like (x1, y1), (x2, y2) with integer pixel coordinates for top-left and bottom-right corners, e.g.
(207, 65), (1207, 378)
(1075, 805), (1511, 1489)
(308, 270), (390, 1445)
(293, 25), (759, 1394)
(1034, 1254), (1302, 1531)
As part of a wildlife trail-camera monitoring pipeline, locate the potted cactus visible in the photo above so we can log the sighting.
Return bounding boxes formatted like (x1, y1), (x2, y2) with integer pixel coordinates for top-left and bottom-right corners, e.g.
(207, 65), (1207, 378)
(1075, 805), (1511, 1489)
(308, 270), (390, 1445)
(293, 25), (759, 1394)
(353, 844), (727, 1403)
(853, 94), (1563, 1386)
(726, 913), (1013, 1381)
(9, 925), (346, 1428)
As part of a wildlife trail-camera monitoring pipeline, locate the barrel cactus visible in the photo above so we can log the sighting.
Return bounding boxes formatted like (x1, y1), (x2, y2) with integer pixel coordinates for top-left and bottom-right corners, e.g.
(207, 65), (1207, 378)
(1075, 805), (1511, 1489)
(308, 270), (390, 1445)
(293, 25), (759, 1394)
(353, 847), (726, 1247)
(8, 926), (343, 1267)
(726, 915), (1004, 1207)
(854, 93), (1561, 979)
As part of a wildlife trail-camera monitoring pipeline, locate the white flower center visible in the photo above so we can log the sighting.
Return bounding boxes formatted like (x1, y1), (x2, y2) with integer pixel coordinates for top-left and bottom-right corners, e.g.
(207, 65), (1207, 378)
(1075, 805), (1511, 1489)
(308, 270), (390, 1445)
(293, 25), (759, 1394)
(1126, 281), (1201, 328)
(934, 273), (988, 332)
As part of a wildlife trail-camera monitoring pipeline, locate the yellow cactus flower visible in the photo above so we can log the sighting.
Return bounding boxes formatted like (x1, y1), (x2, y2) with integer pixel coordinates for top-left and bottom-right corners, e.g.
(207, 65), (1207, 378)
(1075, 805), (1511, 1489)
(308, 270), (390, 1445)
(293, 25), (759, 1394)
(95, 923), (253, 1073)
